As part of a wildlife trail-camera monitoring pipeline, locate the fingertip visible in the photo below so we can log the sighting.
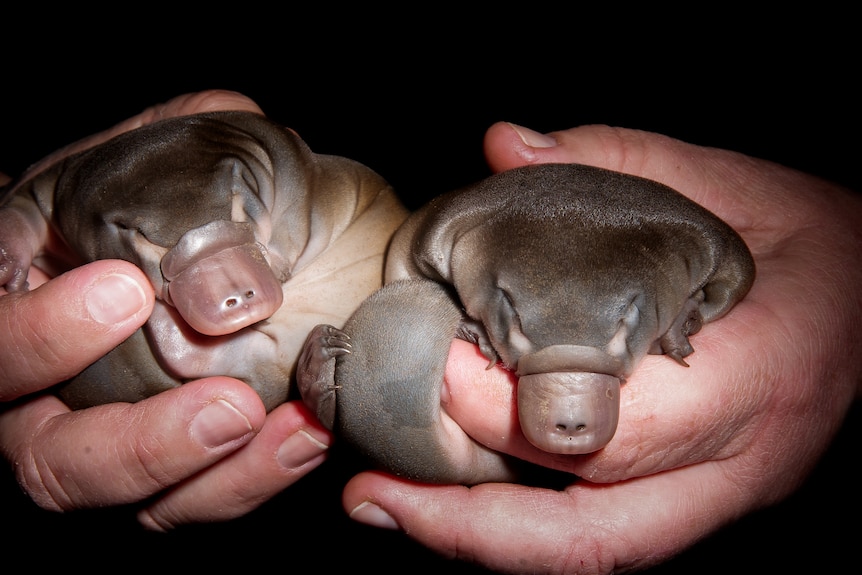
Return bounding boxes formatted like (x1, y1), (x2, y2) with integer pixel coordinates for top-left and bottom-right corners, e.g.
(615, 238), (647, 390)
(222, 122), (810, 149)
(342, 471), (462, 531)
(348, 500), (401, 530)
(83, 264), (154, 327)
(483, 121), (548, 172)
(179, 377), (269, 439)
(0, 260), (155, 397)
(63, 259), (155, 323)
(484, 122), (653, 173)
(342, 471), (402, 522)
(271, 402), (332, 471)
(507, 122), (560, 149)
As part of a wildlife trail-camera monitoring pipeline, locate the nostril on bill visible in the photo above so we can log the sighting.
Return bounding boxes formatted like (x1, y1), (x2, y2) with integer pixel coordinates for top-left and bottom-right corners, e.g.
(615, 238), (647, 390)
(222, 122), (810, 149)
(224, 290), (256, 309)
(556, 422), (588, 434)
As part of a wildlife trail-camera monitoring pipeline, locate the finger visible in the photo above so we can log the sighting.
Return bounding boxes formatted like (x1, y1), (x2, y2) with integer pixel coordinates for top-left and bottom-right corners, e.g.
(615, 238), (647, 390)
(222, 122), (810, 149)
(482, 121), (815, 234)
(343, 461), (750, 574)
(484, 121), (694, 182)
(0, 260), (154, 400)
(482, 122), (728, 212)
(14, 90), (263, 185)
(138, 400), (331, 530)
(0, 377), (265, 511)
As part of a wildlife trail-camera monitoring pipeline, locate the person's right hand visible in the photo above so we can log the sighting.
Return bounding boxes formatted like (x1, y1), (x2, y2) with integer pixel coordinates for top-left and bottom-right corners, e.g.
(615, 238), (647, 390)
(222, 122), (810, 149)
(0, 90), (333, 530)
(341, 121), (862, 574)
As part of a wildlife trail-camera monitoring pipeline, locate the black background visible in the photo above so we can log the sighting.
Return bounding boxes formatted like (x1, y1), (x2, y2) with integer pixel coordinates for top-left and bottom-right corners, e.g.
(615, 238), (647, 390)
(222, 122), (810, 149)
(1, 13), (858, 573)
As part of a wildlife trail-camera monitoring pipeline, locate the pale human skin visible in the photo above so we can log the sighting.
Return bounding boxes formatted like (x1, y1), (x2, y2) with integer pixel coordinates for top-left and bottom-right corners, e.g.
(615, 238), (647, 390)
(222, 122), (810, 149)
(0, 90), (334, 529)
(2, 92), (860, 574)
(340, 121), (862, 574)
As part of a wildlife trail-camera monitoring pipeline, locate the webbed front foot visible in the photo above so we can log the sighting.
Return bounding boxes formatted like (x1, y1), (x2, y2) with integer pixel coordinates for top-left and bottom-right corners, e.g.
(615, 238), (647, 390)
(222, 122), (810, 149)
(456, 317), (500, 369)
(296, 324), (352, 429)
(652, 297), (703, 366)
(0, 199), (47, 292)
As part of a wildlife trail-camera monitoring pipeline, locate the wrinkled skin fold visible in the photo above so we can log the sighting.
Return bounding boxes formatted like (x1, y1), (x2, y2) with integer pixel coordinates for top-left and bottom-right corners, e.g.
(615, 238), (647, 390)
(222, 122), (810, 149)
(298, 163), (755, 484)
(0, 111), (409, 410)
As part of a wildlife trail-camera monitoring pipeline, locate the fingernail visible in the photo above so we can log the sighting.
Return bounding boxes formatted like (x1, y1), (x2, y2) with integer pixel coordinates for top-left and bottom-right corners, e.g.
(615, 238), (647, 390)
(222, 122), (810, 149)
(508, 122), (558, 148)
(86, 273), (148, 325)
(349, 501), (400, 530)
(277, 429), (330, 469)
(191, 399), (253, 448)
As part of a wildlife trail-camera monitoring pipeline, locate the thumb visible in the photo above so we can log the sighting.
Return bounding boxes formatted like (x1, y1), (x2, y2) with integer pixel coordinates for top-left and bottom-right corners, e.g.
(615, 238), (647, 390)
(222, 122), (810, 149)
(0, 259), (154, 400)
(484, 121), (684, 175)
(482, 121), (762, 224)
(484, 121), (698, 181)
(343, 464), (743, 574)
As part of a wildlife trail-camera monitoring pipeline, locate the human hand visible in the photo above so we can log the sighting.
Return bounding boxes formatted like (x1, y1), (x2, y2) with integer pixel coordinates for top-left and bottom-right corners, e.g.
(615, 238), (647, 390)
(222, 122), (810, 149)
(0, 90), (332, 529)
(341, 122), (862, 573)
